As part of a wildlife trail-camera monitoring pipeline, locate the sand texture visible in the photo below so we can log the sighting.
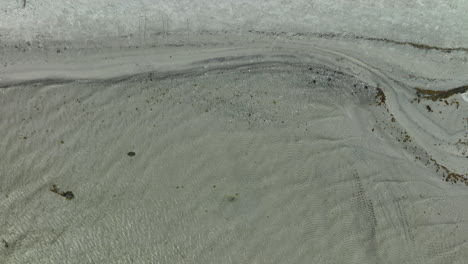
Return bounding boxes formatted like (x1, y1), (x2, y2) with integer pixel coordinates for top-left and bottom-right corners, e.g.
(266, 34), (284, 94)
(1, 29), (468, 264)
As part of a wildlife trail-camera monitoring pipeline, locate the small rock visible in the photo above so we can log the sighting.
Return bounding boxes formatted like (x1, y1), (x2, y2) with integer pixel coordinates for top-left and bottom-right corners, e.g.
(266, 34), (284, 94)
(62, 191), (74, 200)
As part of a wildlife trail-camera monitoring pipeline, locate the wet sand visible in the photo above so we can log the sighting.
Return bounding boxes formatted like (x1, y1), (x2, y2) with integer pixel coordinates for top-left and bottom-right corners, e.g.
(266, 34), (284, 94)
(0, 35), (468, 263)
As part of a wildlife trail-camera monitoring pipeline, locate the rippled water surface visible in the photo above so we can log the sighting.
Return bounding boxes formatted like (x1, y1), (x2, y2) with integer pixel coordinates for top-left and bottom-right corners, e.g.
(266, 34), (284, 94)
(1, 34), (468, 263)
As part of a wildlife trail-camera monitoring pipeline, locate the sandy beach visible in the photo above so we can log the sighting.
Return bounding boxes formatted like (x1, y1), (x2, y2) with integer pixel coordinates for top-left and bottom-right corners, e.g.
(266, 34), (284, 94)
(1, 1), (468, 263)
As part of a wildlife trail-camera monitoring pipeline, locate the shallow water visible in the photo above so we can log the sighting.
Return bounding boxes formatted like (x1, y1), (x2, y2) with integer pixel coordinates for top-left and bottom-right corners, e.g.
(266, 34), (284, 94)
(1, 34), (468, 263)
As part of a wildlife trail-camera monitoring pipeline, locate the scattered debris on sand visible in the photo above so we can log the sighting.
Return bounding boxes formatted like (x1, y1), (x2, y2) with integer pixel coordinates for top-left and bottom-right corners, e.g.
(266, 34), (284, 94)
(415, 85), (468, 101)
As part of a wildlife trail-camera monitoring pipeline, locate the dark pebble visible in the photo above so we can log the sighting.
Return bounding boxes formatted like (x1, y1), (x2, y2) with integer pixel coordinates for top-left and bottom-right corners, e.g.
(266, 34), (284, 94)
(63, 191), (74, 200)
(127, 151), (136, 157)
